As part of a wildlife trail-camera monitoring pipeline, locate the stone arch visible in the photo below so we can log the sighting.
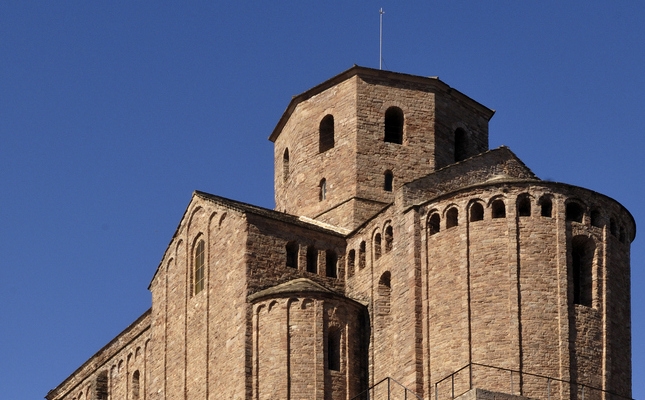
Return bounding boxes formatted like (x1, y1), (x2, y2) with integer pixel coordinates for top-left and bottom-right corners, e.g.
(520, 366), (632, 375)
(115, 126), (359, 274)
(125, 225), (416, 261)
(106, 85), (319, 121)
(187, 205), (205, 232)
(469, 201), (484, 222)
(428, 211), (441, 235)
(445, 206), (459, 229)
(517, 193), (532, 217)
(590, 209), (602, 228)
(490, 197), (506, 219)
(319, 114), (335, 153)
(218, 212), (227, 227)
(539, 195), (553, 218)
(566, 199), (586, 223)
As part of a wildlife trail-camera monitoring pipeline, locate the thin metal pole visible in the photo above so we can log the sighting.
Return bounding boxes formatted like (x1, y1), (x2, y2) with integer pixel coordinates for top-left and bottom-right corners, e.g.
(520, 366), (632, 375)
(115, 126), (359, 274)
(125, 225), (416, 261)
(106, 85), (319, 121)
(379, 8), (384, 69)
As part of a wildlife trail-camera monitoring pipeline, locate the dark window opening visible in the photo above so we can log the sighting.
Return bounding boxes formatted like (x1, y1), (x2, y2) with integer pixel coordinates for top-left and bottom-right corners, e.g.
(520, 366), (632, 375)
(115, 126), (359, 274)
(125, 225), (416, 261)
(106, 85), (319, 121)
(327, 328), (341, 371)
(429, 213), (440, 235)
(517, 195), (531, 217)
(610, 218), (618, 237)
(470, 203), (484, 222)
(319, 114), (335, 153)
(492, 200), (506, 219)
(326, 250), (337, 278)
(306, 246), (317, 273)
(384, 226), (393, 253)
(590, 210), (602, 228)
(319, 178), (326, 201)
(377, 271), (392, 316)
(132, 370), (140, 400)
(384, 107), (403, 144)
(446, 208), (459, 229)
(347, 249), (356, 278)
(566, 202), (584, 223)
(619, 226), (626, 243)
(571, 235), (595, 307)
(283, 148), (290, 182)
(286, 242), (298, 269)
(96, 371), (108, 400)
(384, 170), (393, 192)
(194, 240), (205, 295)
(540, 197), (553, 218)
(374, 233), (382, 260)
(359, 241), (366, 269)
(454, 128), (468, 162)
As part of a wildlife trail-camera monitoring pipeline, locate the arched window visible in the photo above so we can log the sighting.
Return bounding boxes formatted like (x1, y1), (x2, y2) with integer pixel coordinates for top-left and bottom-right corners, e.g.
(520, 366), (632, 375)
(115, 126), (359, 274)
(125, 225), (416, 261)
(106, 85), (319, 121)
(470, 202), (484, 222)
(446, 207), (459, 229)
(566, 202), (584, 223)
(194, 240), (205, 295)
(517, 194), (531, 217)
(374, 233), (382, 260)
(610, 218), (618, 237)
(492, 200), (506, 219)
(384, 226), (393, 253)
(590, 209), (602, 228)
(359, 241), (366, 269)
(384, 170), (393, 192)
(377, 271), (392, 316)
(429, 213), (440, 235)
(319, 178), (326, 201)
(306, 246), (318, 273)
(286, 242), (298, 269)
(327, 327), (341, 371)
(132, 370), (140, 400)
(347, 249), (356, 278)
(540, 196), (553, 218)
(326, 250), (337, 278)
(96, 371), (108, 400)
(571, 235), (595, 307)
(454, 128), (468, 162)
(319, 114), (335, 153)
(384, 107), (403, 144)
(283, 148), (290, 182)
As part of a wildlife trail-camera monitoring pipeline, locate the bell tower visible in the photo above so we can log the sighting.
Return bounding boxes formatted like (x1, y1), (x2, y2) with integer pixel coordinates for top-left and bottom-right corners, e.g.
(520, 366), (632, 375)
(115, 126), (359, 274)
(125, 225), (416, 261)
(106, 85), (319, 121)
(270, 66), (495, 230)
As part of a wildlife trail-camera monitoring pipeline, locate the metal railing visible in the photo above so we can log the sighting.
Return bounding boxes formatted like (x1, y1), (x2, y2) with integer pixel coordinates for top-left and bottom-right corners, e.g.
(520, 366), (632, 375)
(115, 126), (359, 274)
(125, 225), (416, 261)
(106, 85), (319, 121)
(351, 376), (424, 400)
(433, 363), (633, 400)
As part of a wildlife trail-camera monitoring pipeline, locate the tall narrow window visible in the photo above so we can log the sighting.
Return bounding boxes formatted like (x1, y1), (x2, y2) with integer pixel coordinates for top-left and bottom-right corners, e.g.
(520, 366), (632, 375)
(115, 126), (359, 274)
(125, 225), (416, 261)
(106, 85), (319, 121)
(286, 242), (298, 269)
(326, 250), (337, 278)
(384, 170), (393, 192)
(517, 195), (531, 217)
(610, 218), (618, 237)
(132, 370), (140, 400)
(384, 226), (393, 253)
(566, 202), (584, 223)
(384, 107), (403, 144)
(319, 114), (335, 153)
(319, 178), (326, 201)
(327, 328), (341, 371)
(454, 128), (468, 162)
(571, 235), (595, 307)
(347, 249), (356, 278)
(96, 371), (108, 400)
(307, 246), (318, 273)
(359, 241), (366, 269)
(492, 200), (506, 219)
(429, 213), (440, 235)
(590, 210), (602, 228)
(470, 202), (484, 222)
(374, 233), (382, 260)
(377, 271), (392, 316)
(446, 207), (459, 229)
(194, 240), (205, 295)
(283, 148), (290, 182)
(540, 196), (553, 218)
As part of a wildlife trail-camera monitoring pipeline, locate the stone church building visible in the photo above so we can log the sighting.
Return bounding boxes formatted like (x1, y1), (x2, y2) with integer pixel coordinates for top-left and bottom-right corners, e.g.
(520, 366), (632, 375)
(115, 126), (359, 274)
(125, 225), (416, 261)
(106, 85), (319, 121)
(47, 66), (635, 400)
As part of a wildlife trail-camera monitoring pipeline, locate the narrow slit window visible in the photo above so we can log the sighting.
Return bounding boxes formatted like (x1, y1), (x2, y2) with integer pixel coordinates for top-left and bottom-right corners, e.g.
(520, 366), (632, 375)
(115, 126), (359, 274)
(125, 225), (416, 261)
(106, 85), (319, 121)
(282, 148), (290, 182)
(429, 213), (440, 235)
(327, 328), (341, 371)
(319, 114), (335, 153)
(384, 226), (393, 253)
(286, 242), (298, 269)
(319, 178), (326, 201)
(454, 128), (468, 162)
(359, 241), (366, 269)
(347, 249), (356, 277)
(374, 233), (382, 260)
(194, 240), (205, 295)
(306, 246), (318, 273)
(384, 170), (393, 192)
(326, 250), (337, 278)
(571, 235), (595, 307)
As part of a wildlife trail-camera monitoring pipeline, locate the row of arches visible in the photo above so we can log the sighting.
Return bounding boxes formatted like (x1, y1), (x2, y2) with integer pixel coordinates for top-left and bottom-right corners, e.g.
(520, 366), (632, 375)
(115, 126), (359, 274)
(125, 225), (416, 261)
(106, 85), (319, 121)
(346, 223), (394, 278)
(285, 242), (339, 279)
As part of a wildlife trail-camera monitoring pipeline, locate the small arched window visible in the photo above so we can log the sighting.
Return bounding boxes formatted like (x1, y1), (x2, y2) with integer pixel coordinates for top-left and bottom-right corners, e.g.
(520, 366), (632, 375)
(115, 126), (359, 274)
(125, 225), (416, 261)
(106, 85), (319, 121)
(327, 327), (341, 371)
(319, 178), (326, 201)
(492, 200), (506, 219)
(590, 209), (602, 228)
(571, 235), (595, 307)
(540, 196), (553, 218)
(347, 249), (356, 278)
(384, 107), (403, 144)
(517, 195), (531, 217)
(359, 241), (366, 269)
(566, 202), (584, 223)
(454, 128), (468, 162)
(384, 226), (393, 253)
(470, 202), (484, 222)
(194, 240), (205, 295)
(132, 370), (140, 400)
(286, 242), (298, 269)
(384, 170), (394, 192)
(610, 218), (618, 237)
(377, 271), (392, 316)
(446, 207), (459, 229)
(429, 213), (440, 235)
(319, 114), (335, 153)
(374, 233), (382, 260)
(306, 246), (318, 273)
(96, 371), (108, 400)
(326, 250), (337, 278)
(283, 148), (290, 182)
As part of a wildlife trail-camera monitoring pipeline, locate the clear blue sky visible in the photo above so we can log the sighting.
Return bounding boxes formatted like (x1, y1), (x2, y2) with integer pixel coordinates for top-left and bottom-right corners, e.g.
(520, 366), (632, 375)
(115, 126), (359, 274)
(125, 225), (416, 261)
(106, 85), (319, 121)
(1, 2), (644, 399)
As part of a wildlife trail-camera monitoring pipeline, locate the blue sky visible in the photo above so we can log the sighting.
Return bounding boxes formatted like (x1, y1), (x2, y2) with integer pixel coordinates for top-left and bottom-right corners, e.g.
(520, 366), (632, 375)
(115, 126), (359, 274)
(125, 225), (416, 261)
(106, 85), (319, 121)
(1, 2), (644, 399)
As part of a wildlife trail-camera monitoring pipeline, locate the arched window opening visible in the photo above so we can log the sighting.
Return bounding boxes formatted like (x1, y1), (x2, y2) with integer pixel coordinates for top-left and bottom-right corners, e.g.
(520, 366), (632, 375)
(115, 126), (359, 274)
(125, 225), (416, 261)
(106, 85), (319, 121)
(286, 242), (298, 269)
(429, 213), (440, 235)
(590, 210), (602, 228)
(326, 250), (337, 278)
(377, 271), (392, 316)
(454, 128), (468, 162)
(610, 218), (618, 237)
(384, 107), (403, 144)
(194, 240), (205, 295)
(470, 202), (484, 222)
(327, 328), (341, 371)
(347, 249), (356, 278)
(384, 170), (393, 192)
(96, 371), (108, 400)
(359, 241), (366, 269)
(384, 226), (393, 253)
(282, 148), (290, 182)
(540, 196), (553, 218)
(517, 195), (531, 217)
(132, 370), (140, 400)
(446, 207), (459, 229)
(374, 233), (382, 260)
(319, 178), (326, 201)
(571, 235), (595, 307)
(306, 246), (318, 273)
(492, 200), (506, 219)
(566, 202), (584, 223)
(319, 114), (335, 153)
